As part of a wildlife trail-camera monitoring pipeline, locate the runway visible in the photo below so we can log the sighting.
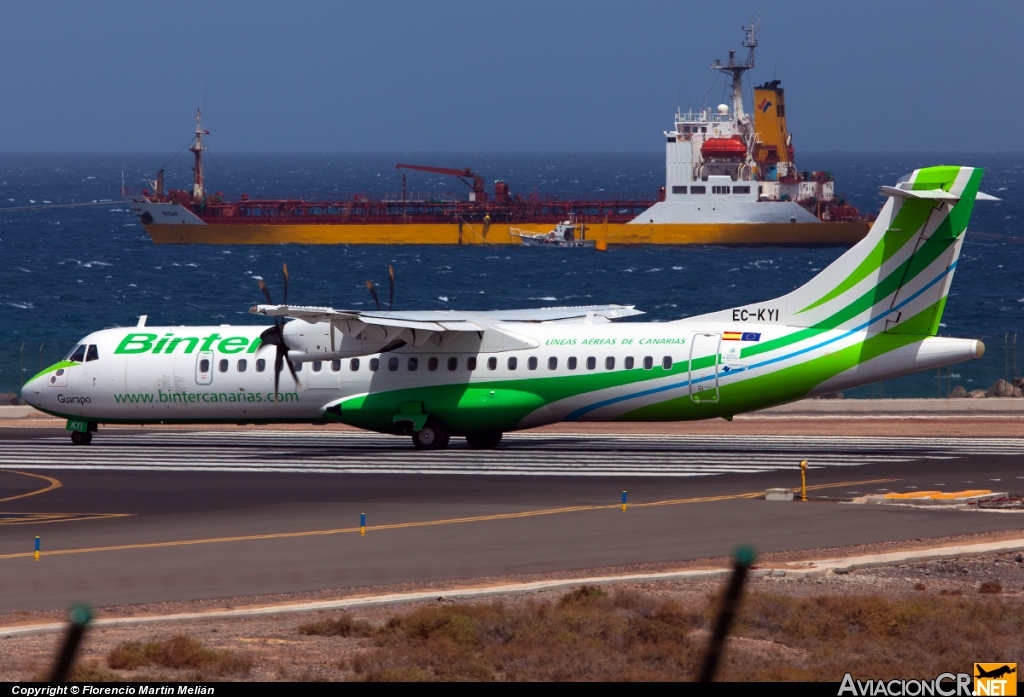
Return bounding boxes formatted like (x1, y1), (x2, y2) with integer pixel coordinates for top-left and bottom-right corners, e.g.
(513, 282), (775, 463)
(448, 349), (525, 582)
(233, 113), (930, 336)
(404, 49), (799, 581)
(0, 429), (1016, 477)
(1, 428), (1022, 613)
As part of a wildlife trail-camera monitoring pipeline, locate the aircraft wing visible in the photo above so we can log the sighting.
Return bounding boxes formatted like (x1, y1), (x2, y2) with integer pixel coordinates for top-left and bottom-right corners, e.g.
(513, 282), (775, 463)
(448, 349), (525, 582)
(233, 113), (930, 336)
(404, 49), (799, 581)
(249, 304), (642, 329)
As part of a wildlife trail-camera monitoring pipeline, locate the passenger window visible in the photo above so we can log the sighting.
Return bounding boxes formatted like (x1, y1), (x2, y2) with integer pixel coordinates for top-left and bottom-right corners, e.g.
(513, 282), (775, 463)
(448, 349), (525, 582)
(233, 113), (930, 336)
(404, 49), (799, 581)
(568, 357), (577, 370)
(388, 357), (399, 371)
(408, 357), (418, 371)
(467, 357), (477, 371)
(605, 357), (615, 370)
(293, 362), (303, 371)
(331, 360), (341, 372)
(691, 186), (706, 194)
(428, 357), (439, 371)
(487, 357), (497, 370)
(200, 359), (211, 373)
(86, 345), (99, 362)
(447, 357), (458, 371)
(69, 345), (86, 362)
(312, 361), (322, 372)
(237, 359), (247, 373)
(528, 356), (538, 370)
(350, 358), (360, 371)
(256, 359), (266, 372)
(219, 359), (229, 373)
(508, 357), (518, 370)
(662, 356), (673, 370)
(643, 356), (653, 370)
(625, 356), (634, 369)
(586, 357), (596, 370)
(548, 357), (557, 370)
(370, 358), (380, 372)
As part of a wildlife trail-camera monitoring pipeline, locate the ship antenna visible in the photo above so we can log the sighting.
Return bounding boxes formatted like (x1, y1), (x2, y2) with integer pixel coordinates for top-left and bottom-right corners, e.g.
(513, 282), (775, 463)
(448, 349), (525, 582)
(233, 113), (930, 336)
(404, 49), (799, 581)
(188, 107), (208, 201)
(710, 17), (759, 121)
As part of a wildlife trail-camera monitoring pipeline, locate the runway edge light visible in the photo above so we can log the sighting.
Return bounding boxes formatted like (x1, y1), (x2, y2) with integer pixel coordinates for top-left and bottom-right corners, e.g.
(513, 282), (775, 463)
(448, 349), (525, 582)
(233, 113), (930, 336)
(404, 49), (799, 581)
(800, 460), (808, 502)
(360, 512), (366, 537)
(622, 491), (627, 513)
(34, 536), (40, 561)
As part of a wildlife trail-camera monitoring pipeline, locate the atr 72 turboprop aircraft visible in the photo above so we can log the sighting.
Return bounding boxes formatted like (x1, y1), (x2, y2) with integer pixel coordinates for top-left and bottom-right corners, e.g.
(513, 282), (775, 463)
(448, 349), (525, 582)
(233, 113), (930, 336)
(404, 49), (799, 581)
(23, 166), (990, 449)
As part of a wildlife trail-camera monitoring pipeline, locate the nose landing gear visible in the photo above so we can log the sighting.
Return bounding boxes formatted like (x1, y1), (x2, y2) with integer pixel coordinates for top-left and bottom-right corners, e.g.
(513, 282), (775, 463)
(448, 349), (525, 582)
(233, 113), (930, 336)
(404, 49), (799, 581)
(70, 430), (93, 446)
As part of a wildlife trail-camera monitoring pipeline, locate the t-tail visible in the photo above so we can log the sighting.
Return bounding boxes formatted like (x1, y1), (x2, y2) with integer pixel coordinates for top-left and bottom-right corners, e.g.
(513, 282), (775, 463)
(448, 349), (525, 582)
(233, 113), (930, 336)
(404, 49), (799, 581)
(690, 165), (987, 396)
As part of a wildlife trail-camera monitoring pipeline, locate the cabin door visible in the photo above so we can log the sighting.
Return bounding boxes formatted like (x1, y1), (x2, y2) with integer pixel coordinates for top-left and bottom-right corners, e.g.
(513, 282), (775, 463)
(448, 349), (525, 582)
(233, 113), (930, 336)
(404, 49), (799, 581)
(688, 333), (721, 403)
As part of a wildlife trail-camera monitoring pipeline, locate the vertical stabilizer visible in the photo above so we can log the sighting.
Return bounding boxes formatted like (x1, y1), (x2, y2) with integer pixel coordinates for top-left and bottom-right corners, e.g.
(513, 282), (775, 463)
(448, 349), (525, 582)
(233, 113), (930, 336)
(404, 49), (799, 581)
(686, 166), (982, 336)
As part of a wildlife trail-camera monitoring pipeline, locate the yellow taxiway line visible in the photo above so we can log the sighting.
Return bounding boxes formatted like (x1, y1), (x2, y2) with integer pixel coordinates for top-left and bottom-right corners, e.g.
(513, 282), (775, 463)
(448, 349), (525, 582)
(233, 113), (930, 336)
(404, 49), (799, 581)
(0, 478), (898, 561)
(0, 470), (62, 503)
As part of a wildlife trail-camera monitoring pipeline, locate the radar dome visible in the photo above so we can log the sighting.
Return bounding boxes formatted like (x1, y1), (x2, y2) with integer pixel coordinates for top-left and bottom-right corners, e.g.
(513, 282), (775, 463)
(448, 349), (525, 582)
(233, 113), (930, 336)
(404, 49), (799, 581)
(717, 104), (729, 115)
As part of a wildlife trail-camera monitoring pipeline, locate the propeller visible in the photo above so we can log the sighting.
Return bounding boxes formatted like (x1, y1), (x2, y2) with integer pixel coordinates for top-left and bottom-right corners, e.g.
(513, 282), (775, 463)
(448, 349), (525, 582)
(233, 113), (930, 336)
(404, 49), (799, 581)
(365, 264), (396, 312)
(257, 263), (300, 401)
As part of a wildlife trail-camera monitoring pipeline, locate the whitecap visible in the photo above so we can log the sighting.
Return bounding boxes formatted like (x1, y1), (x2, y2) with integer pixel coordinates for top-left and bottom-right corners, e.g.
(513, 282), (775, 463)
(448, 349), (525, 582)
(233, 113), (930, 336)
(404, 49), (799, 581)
(7, 302), (34, 309)
(530, 296), (558, 301)
(672, 266), (684, 270)
(438, 296), (449, 302)
(16, 267), (30, 273)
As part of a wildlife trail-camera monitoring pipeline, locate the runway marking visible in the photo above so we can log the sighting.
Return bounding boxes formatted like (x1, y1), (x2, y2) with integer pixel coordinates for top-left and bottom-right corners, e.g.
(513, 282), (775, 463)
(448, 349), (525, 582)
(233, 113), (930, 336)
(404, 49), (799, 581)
(0, 478), (898, 561)
(0, 470), (62, 503)
(0, 430), (1007, 478)
(0, 512), (133, 525)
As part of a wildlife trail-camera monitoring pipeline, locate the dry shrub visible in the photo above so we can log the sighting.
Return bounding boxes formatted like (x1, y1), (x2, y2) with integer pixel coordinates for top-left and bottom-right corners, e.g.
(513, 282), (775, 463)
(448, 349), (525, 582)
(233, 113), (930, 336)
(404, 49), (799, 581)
(724, 593), (1024, 681)
(979, 582), (1003, 594)
(913, 583), (927, 591)
(349, 587), (700, 681)
(940, 589), (963, 596)
(338, 588), (1024, 682)
(298, 613), (372, 637)
(106, 635), (252, 676)
(33, 661), (124, 682)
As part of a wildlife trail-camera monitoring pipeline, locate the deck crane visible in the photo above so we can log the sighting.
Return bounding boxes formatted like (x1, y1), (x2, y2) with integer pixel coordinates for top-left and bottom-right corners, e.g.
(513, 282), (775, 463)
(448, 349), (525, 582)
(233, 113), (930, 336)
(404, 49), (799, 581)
(396, 163), (488, 202)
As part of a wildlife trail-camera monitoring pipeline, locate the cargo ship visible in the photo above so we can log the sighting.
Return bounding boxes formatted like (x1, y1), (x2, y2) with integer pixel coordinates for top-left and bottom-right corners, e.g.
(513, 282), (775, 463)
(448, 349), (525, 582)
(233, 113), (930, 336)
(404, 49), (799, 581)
(124, 23), (870, 246)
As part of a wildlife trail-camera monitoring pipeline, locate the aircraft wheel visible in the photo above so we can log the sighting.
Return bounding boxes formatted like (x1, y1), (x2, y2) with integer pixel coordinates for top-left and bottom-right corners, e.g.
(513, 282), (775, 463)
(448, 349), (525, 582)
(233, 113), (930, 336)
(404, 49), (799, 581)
(466, 432), (503, 449)
(412, 418), (450, 450)
(71, 430), (92, 446)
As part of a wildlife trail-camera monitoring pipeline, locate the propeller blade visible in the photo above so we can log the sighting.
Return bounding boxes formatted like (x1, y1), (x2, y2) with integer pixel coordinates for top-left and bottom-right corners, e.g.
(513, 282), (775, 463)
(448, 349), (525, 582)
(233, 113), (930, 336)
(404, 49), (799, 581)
(257, 279), (274, 306)
(388, 265), (395, 311)
(366, 279), (382, 311)
(286, 353), (301, 386)
(273, 344), (283, 402)
(282, 263), (289, 305)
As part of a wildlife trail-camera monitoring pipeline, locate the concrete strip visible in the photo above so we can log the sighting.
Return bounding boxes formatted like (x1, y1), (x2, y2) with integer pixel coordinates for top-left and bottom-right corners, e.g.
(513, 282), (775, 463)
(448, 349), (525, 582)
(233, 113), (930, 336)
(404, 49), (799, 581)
(3, 537), (1023, 638)
(3, 399), (1024, 422)
(763, 398), (1024, 414)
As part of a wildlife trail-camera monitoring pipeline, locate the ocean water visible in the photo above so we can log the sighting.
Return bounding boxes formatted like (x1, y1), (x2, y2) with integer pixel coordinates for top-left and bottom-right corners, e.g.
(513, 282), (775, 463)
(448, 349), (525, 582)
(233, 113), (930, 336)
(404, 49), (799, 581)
(1, 151), (1022, 398)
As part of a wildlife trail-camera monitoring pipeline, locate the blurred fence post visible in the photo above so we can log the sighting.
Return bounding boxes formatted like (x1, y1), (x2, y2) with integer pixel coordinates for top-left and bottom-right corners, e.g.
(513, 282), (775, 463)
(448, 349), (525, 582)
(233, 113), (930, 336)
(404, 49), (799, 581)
(1005, 332), (1008, 383)
(19, 342), (24, 388)
(38, 343), (44, 374)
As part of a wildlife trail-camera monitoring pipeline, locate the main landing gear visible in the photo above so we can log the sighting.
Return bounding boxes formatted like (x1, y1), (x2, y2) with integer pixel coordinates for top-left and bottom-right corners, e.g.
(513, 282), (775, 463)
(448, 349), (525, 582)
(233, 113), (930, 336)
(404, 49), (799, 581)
(412, 418), (451, 450)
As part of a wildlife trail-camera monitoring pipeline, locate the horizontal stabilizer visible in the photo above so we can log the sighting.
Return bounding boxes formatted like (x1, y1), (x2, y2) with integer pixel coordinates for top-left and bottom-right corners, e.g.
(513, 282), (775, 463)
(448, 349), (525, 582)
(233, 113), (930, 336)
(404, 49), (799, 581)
(878, 185), (960, 201)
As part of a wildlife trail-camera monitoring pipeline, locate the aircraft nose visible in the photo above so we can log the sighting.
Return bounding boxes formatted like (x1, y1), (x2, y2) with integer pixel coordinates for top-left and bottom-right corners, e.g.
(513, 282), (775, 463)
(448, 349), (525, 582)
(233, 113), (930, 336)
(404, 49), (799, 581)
(20, 376), (42, 406)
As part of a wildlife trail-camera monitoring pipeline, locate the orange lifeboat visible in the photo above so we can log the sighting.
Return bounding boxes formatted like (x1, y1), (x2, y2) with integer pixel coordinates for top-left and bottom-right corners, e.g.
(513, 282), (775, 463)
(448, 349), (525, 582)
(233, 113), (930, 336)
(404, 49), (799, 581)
(700, 136), (748, 159)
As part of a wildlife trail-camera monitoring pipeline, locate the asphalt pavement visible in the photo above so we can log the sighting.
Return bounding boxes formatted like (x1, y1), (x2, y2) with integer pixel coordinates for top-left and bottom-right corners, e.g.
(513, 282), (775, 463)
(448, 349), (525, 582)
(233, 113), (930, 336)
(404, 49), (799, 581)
(1, 427), (1022, 612)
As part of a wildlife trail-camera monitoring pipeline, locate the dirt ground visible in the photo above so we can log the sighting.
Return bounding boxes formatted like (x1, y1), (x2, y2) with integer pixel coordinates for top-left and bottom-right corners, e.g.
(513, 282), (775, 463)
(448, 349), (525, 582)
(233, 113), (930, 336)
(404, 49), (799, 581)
(3, 532), (1023, 682)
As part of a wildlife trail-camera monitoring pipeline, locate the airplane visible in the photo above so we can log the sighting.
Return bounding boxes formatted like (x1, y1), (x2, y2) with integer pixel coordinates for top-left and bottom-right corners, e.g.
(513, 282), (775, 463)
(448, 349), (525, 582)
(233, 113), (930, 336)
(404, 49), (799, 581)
(22, 165), (991, 450)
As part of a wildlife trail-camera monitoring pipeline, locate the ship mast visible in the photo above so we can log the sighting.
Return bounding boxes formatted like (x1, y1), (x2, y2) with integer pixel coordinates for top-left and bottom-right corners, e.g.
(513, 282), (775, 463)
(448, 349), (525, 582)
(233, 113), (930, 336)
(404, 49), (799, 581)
(710, 19), (759, 122)
(189, 108), (208, 200)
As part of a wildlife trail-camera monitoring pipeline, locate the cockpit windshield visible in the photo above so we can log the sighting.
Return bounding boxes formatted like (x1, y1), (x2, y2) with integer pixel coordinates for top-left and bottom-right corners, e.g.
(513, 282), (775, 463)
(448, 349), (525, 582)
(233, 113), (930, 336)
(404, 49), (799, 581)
(67, 345), (86, 362)
(86, 345), (99, 362)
